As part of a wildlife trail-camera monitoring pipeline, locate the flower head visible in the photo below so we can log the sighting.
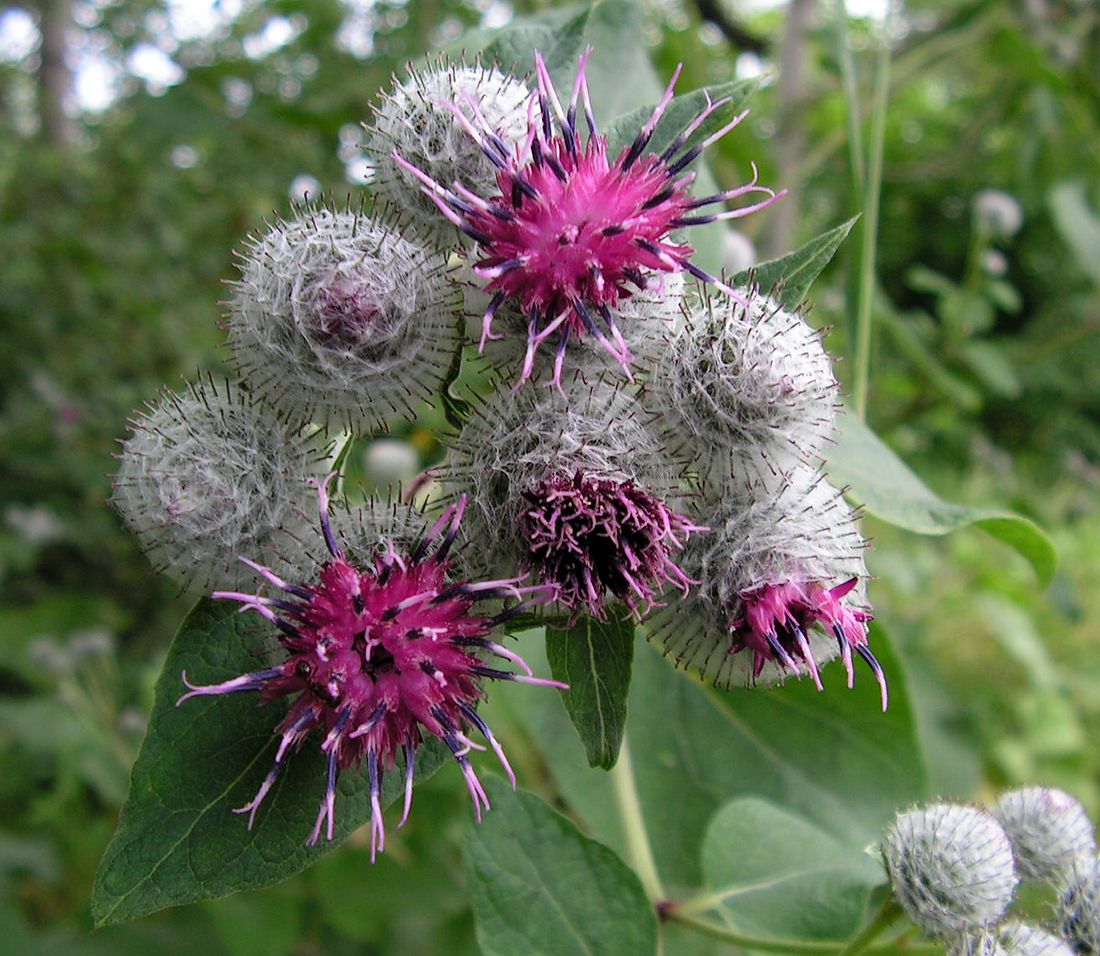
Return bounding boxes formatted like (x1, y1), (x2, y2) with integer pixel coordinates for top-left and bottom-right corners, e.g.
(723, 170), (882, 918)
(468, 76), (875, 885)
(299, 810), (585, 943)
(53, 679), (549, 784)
(649, 467), (883, 704)
(177, 474), (563, 859)
(992, 787), (1096, 885)
(228, 204), (460, 432)
(883, 803), (1018, 940)
(111, 376), (324, 592)
(519, 470), (704, 620)
(442, 376), (696, 619)
(365, 62), (531, 248)
(394, 49), (782, 389)
(644, 286), (840, 482)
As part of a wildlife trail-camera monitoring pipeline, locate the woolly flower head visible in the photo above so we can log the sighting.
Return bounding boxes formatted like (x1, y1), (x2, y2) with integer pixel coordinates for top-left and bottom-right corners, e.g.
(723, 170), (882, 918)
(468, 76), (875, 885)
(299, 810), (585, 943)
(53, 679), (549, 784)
(1057, 855), (1100, 955)
(992, 787), (1096, 884)
(228, 205), (460, 432)
(442, 376), (700, 619)
(111, 377), (324, 592)
(648, 467), (883, 704)
(365, 62), (530, 246)
(644, 285), (839, 483)
(178, 474), (564, 859)
(395, 49), (783, 389)
(883, 803), (1018, 939)
(998, 922), (1076, 956)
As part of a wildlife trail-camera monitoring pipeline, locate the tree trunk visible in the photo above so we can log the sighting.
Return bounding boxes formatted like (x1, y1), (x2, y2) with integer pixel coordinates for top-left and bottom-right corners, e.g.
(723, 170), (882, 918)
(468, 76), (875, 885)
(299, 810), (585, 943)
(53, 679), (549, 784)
(762, 0), (815, 258)
(35, 0), (77, 148)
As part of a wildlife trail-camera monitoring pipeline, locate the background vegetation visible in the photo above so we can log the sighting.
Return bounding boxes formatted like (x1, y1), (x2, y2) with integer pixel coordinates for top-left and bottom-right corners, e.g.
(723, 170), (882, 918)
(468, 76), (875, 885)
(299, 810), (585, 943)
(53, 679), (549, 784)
(1, 0), (1098, 953)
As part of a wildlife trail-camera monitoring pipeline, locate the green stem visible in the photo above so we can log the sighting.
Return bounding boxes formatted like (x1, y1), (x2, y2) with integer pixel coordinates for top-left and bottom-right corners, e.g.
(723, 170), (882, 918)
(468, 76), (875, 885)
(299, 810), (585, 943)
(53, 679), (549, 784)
(668, 908), (942, 956)
(610, 734), (665, 903)
(852, 1), (895, 421)
(836, 897), (902, 956)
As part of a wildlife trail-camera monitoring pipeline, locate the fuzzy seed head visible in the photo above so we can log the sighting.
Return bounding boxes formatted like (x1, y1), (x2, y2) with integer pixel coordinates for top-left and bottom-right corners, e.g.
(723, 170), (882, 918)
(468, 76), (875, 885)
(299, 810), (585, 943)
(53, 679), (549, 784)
(178, 477), (562, 859)
(442, 376), (694, 617)
(883, 803), (1018, 939)
(111, 378), (323, 592)
(1058, 855), (1100, 955)
(228, 206), (460, 432)
(999, 922), (1076, 956)
(395, 50), (782, 389)
(645, 286), (839, 483)
(365, 63), (530, 246)
(648, 467), (879, 700)
(992, 787), (1096, 885)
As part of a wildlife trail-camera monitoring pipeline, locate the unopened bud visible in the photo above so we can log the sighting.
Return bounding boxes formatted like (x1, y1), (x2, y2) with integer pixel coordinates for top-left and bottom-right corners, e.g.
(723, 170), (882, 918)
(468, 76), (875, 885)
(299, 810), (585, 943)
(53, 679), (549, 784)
(1057, 855), (1100, 955)
(993, 787), (1096, 884)
(883, 803), (1017, 938)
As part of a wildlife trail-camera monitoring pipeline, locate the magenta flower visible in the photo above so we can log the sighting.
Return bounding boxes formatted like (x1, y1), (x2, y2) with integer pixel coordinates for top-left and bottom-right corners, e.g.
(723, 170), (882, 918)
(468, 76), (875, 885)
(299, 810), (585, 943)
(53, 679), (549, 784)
(518, 471), (705, 620)
(178, 474), (563, 859)
(731, 578), (888, 710)
(394, 49), (783, 389)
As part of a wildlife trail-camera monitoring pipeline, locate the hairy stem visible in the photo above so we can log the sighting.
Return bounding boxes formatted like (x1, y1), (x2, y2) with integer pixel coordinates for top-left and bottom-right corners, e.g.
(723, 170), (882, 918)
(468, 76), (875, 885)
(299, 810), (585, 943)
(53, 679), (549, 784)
(837, 896), (903, 956)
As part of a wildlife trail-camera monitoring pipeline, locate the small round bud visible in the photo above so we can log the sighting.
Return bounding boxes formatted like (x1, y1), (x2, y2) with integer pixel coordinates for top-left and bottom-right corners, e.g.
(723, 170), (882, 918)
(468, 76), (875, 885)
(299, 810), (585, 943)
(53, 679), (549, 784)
(883, 803), (1018, 939)
(999, 922), (1075, 956)
(364, 62), (530, 246)
(952, 931), (1009, 956)
(1057, 855), (1100, 955)
(111, 378), (323, 592)
(644, 287), (839, 485)
(228, 205), (460, 433)
(993, 787), (1096, 884)
(973, 189), (1023, 238)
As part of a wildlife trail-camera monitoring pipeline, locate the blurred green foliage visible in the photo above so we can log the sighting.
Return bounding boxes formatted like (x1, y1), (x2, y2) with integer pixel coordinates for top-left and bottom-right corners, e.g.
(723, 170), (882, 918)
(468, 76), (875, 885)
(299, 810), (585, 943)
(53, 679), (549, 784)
(1, 0), (1098, 953)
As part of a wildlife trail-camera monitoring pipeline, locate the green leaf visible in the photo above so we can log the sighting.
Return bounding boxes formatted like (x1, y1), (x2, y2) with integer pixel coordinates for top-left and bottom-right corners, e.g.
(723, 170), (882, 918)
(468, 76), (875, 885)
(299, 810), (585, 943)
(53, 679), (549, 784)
(695, 798), (885, 941)
(733, 217), (859, 308)
(830, 411), (1057, 586)
(91, 600), (447, 926)
(546, 614), (635, 769)
(494, 628), (926, 888)
(464, 779), (658, 956)
(604, 78), (759, 162)
(475, 6), (593, 82)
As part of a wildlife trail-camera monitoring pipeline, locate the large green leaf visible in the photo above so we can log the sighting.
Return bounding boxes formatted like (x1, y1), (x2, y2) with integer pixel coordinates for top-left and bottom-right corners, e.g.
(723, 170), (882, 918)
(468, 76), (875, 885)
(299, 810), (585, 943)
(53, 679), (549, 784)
(830, 411), (1057, 586)
(492, 627), (927, 889)
(464, 779), (658, 956)
(694, 798), (885, 942)
(546, 614), (635, 769)
(733, 217), (859, 308)
(91, 600), (447, 926)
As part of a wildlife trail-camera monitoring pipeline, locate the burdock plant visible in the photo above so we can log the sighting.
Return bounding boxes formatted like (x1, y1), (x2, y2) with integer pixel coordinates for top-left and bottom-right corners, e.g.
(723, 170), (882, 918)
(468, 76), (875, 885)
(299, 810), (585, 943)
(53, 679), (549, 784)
(93, 18), (1054, 956)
